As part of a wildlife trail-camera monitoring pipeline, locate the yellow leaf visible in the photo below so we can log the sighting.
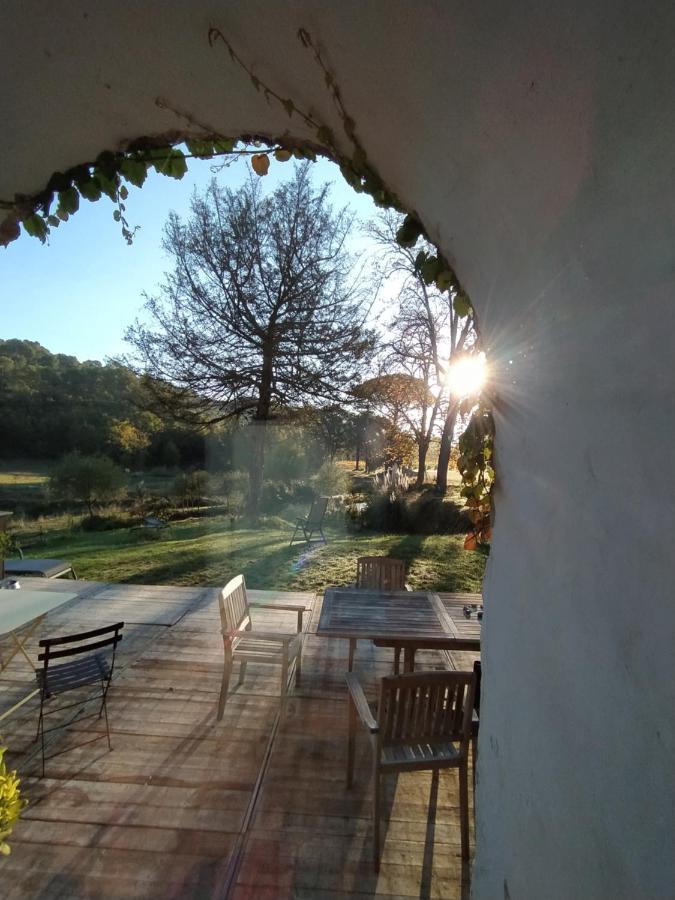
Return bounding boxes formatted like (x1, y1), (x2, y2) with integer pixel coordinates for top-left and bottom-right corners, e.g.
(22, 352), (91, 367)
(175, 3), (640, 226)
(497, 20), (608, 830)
(251, 153), (270, 176)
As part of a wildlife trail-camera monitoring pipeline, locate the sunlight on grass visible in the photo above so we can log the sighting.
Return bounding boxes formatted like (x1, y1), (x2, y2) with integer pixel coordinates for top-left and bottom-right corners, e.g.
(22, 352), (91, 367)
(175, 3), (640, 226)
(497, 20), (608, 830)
(16, 515), (486, 593)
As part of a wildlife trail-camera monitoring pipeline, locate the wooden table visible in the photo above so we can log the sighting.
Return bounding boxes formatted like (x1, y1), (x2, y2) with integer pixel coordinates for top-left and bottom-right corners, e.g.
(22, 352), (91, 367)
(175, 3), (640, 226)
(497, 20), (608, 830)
(318, 587), (481, 671)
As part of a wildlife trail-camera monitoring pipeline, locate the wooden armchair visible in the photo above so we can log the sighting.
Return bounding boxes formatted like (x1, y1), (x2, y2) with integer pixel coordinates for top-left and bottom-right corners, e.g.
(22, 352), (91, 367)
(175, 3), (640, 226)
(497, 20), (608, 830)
(349, 556), (408, 672)
(346, 669), (476, 870)
(217, 574), (307, 719)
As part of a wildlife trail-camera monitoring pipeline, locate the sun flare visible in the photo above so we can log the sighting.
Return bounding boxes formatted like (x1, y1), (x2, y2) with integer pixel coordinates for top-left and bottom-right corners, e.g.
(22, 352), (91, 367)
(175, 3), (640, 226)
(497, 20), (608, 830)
(445, 352), (487, 399)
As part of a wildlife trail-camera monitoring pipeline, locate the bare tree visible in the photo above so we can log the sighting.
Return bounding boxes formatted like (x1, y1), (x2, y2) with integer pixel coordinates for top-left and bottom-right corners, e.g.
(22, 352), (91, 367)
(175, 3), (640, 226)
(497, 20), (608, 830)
(368, 210), (475, 491)
(125, 163), (376, 514)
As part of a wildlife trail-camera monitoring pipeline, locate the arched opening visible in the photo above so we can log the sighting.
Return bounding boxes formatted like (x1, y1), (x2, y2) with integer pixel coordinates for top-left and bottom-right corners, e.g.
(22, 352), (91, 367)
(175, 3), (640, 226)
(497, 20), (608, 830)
(1, 6), (672, 900)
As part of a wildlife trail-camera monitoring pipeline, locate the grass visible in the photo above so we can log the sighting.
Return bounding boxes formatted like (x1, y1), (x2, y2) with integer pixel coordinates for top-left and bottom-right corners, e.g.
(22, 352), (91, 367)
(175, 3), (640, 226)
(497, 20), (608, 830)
(12, 514), (486, 594)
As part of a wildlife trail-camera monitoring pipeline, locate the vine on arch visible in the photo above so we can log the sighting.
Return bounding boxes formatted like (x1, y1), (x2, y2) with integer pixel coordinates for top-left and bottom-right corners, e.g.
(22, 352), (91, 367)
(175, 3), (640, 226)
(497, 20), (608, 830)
(0, 25), (494, 548)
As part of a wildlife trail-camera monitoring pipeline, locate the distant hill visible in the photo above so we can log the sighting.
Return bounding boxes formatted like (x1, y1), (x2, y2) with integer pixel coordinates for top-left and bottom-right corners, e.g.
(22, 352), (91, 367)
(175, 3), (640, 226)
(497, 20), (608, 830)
(0, 339), (202, 464)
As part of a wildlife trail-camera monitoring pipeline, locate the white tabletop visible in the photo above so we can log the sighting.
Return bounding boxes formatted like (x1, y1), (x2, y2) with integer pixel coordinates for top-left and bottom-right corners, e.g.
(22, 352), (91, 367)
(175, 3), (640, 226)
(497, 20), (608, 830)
(0, 589), (78, 637)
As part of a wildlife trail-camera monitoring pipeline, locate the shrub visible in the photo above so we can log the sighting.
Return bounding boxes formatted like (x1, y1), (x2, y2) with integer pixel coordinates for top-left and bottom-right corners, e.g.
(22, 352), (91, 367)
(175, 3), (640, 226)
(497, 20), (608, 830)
(357, 490), (470, 535)
(0, 746), (26, 855)
(50, 453), (127, 517)
(173, 469), (210, 507)
(312, 460), (350, 497)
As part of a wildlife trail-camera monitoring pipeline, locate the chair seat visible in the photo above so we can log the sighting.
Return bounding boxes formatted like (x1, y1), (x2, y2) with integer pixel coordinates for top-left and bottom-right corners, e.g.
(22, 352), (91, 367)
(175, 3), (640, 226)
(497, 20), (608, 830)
(381, 739), (460, 768)
(37, 653), (110, 696)
(233, 632), (301, 661)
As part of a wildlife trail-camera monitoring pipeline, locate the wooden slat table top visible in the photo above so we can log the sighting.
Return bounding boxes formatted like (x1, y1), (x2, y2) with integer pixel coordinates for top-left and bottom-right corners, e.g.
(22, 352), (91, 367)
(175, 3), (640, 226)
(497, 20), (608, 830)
(318, 587), (482, 651)
(318, 587), (457, 644)
(438, 592), (483, 649)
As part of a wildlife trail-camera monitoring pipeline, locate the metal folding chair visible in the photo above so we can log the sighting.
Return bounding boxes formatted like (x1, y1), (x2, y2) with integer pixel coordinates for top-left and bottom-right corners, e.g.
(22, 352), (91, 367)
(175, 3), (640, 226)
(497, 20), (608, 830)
(35, 622), (124, 777)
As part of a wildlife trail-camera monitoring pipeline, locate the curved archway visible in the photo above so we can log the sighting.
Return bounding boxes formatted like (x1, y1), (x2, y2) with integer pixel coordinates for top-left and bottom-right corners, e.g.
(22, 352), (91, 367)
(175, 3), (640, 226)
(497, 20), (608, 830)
(1, 5), (673, 898)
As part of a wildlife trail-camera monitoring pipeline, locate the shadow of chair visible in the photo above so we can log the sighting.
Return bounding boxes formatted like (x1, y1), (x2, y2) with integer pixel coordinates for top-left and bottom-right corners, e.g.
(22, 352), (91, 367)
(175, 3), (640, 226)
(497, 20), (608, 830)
(349, 556), (408, 672)
(217, 574), (307, 719)
(346, 668), (476, 870)
(289, 496), (329, 546)
(35, 622), (124, 777)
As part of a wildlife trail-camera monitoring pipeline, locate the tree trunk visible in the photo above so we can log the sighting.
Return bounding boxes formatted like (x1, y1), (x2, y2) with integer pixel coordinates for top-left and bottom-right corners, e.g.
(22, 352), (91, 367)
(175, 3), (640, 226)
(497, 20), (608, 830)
(435, 402), (459, 493)
(246, 420), (267, 517)
(415, 441), (429, 488)
(355, 429), (361, 471)
(246, 347), (273, 518)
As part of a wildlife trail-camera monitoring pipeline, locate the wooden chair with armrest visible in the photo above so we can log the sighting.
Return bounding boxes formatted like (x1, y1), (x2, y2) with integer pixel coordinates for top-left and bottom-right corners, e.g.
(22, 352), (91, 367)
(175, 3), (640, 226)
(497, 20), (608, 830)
(217, 574), (307, 719)
(346, 668), (476, 870)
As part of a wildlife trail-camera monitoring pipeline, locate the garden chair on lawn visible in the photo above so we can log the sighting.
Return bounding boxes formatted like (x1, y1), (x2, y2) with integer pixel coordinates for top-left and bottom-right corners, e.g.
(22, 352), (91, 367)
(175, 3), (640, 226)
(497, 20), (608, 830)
(346, 668), (476, 870)
(35, 622), (124, 777)
(289, 496), (329, 546)
(217, 574), (307, 719)
(348, 556), (409, 672)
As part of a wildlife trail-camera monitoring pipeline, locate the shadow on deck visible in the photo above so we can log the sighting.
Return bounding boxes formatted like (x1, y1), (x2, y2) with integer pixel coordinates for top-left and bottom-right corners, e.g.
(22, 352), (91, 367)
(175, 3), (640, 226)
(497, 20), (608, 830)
(0, 580), (477, 899)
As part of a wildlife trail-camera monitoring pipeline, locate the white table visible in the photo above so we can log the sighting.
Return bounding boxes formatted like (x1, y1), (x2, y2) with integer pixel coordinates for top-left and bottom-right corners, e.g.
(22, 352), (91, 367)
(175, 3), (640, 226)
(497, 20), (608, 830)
(0, 589), (78, 673)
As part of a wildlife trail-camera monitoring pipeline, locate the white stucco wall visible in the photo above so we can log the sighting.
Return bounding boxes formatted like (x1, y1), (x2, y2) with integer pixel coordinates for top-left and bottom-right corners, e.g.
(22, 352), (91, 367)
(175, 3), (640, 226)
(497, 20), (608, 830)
(1, 3), (673, 897)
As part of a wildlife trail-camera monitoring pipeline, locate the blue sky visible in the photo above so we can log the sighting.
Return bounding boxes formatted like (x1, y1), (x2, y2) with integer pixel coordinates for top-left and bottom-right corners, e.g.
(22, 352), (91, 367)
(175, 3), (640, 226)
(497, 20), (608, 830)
(0, 156), (383, 363)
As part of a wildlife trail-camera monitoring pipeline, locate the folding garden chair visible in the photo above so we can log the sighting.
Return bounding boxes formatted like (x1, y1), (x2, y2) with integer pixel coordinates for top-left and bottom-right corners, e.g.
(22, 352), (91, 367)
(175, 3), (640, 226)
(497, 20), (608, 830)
(35, 622), (124, 777)
(289, 496), (329, 546)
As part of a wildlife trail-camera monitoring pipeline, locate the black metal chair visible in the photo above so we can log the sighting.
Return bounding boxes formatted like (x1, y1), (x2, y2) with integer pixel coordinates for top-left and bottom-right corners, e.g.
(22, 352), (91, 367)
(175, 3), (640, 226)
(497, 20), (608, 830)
(35, 622), (124, 776)
(289, 496), (329, 546)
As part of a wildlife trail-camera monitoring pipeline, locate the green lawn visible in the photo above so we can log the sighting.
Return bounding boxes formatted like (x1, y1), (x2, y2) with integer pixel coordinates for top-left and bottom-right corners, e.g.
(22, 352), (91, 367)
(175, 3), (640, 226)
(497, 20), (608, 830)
(12, 515), (486, 594)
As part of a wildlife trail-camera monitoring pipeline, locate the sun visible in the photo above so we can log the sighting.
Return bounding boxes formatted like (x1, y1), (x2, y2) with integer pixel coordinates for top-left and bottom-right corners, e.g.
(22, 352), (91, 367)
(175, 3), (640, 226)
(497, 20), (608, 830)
(445, 351), (487, 399)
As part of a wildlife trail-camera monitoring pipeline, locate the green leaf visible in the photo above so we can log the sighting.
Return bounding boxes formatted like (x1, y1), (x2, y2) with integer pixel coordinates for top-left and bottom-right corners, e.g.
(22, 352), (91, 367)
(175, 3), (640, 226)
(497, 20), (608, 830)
(119, 185), (129, 201)
(415, 250), (428, 269)
(395, 215), (423, 248)
(435, 269), (455, 291)
(47, 215), (60, 227)
(113, 209), (121, 222)
(120, 157), (148, 188)
(185, 138), (214, 159)
(152, 149), (187, 179)
(22, 213), (49, 241)
(58, 187), (79, 215)
(282, 98), (295, 118)
(213, 138), (235, 154)
(96, 172), (118, 200)
(79, 177), (102, 202)
(453, 292), (471, 317)
(420, 256), (440, 285)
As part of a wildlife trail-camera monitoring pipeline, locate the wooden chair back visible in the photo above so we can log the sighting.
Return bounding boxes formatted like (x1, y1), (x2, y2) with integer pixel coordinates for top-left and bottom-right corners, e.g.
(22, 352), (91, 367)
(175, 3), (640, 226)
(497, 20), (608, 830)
(356, 556), (406, 591)
(219, 574), (251, 640)
(377, 670), (475, 753)
(307, 496), (329, 527)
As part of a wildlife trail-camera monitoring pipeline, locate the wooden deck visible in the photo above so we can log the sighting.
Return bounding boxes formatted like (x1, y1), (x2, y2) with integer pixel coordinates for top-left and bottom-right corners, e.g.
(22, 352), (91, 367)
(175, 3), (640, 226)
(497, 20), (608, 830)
(0, 579), (479, 899)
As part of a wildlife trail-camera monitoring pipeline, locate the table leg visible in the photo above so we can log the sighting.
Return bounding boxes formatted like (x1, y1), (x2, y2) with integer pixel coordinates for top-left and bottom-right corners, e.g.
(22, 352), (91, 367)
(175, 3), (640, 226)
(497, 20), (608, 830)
(0, 615), (44, 673)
